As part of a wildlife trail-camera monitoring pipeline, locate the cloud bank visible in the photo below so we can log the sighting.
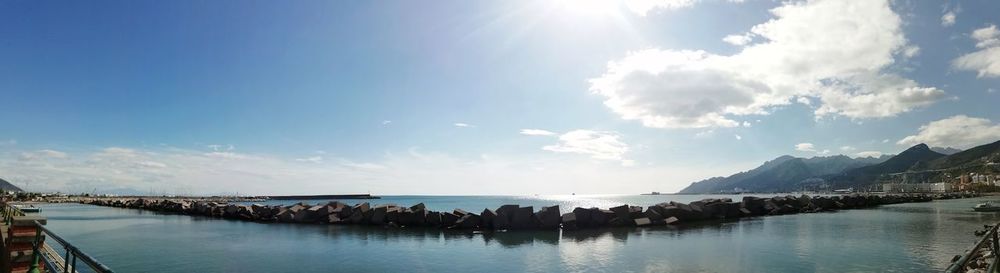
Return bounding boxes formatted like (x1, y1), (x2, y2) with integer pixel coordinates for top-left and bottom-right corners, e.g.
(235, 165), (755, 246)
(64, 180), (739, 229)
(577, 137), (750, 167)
(590, 0), (946, 129)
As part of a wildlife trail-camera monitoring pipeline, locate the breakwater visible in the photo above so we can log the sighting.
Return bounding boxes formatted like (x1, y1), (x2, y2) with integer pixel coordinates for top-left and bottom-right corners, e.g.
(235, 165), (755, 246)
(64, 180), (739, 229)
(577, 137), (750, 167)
(267, 194), (379, 200)
(78, 193), (977, 231)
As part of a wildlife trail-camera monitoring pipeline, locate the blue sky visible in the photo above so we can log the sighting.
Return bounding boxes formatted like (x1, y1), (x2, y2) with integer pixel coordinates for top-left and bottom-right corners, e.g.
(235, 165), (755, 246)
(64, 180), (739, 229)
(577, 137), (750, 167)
(1, 0), (999, 195)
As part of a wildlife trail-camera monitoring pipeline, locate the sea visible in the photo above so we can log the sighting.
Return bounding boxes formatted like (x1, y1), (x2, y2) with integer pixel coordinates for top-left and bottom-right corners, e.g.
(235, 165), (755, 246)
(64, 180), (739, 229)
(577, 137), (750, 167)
(33, 194), (1000, 273)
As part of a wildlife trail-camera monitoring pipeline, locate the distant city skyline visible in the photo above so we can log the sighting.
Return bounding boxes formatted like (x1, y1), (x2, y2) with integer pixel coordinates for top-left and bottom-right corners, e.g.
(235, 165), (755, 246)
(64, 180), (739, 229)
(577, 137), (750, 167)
(1, 0), (998, 195)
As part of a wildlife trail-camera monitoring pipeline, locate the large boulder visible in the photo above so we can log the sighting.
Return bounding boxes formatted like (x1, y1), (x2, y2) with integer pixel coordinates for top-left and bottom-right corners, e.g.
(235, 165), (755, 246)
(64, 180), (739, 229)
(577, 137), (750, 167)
(426, 211), (442, 226)
(511, 206), (537, 229)
(386, 206), (402, 224)
(494, 205), (519, 230)
(400, 209), (425, 227)
(609, 205), (630, 220)
(536, 206), (561, 229)
(441, 212), (461, 226)
(294, 205), (324, 223)
(561, 213), (578, 230)
(455, 213), (482, 229)
(571, 207), (592, 227)
(275, 208), (295, 222)
(481, 209), (496, 229)
(328, 214), (345, 224)
(237, 205), (254, 220)
(370, 204), (393, 225)
(741, 197), (767, 216)
(224, 204), (240, 218)
(349, 203), (372, 224)
(644, 207), (665, 224)
(590, 208), (612, 226)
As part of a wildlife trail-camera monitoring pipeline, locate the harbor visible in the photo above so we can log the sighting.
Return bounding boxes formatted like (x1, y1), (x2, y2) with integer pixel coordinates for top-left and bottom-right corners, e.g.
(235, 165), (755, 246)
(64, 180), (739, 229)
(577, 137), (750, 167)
(12, 194), (1000, 272)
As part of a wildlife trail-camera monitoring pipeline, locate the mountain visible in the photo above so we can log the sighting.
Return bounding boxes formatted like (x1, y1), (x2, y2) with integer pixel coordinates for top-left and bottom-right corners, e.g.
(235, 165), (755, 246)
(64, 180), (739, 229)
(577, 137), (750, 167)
(679, 140), (1000, 194)
(927, 140), (1000, 170)
(830, 144), (946, 187)
(679, 155), (890, 194)
(931, 147), (963, 155)
(0, 178), (23, 192)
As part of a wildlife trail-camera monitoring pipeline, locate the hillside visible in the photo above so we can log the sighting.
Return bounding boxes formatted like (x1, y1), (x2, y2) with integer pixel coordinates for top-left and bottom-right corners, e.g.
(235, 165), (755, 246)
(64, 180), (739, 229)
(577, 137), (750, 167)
(679, 154), (890, 194)
(927, 140), (1000, 170)
(0, 178), (24, 192)
(828, 144), (946, 187)
(931, 147), (963, 155)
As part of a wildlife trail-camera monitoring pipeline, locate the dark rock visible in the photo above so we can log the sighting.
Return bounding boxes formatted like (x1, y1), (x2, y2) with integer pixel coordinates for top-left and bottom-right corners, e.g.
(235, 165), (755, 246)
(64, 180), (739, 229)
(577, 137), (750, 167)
(494, 205), (519, 230)
(441, 212), (461, 226)
(644, 207), (665, 224)
(328, 214), (345, 224)
(561, 213), (578, 230)
(455, 213), (482, 229)
(610, 205), (630, 220)
(572, 207), (592, 227)
(536, 206), (561, 229)
(511, 206), (537, 229)
(426, 211), (442, 226)
(481, 209), (496, 229)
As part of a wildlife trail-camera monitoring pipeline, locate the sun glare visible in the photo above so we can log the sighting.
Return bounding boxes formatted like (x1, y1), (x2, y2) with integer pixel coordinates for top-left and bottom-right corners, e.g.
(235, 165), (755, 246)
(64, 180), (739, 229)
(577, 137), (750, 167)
(554, 0), (624, 17)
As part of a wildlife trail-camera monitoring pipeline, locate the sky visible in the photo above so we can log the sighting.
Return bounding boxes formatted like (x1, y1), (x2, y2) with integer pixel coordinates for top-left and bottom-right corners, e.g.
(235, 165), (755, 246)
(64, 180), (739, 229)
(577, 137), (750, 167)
(1, 0), (999, 195)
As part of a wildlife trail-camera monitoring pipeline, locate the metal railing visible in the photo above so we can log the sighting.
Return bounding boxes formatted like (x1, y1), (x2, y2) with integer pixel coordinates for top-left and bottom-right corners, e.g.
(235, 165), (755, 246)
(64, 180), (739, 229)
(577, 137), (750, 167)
(946, 223), (1000, 273)
(2, 203), (115, 273)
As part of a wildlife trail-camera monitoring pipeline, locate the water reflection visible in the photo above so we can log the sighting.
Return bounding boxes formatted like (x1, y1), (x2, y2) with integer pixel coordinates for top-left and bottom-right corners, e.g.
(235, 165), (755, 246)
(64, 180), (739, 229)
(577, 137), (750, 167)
(34, 198), (1000, 272)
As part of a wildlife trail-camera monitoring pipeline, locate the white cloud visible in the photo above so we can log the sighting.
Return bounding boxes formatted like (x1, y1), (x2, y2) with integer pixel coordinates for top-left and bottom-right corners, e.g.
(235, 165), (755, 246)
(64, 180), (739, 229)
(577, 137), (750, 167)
(542, 130), (630, 163)
(897, 115), (1000, 149)
(734, 134), (742, 140)
(903, 46), (920, 58)
(855, 151), (884, 158)
(1, 145), (715, 195)
(840, 146), (856, 151)
(519, 129), (557, 136)
(882, 139), (890, 143)
(624, 0), (699, 16)
(453, 123), (472, 128)
(296, 156), (324, 163)
(953, 25), (1000, 78)
(989, 88), (997, 94)
(819, 149), (831, 155)
(382, 120), (392, 125)
(941, 11), (956, 27)
(972, 25), (1000, 48)
(590, 0), (945, 129)
(723, 34), (753, 46)
(19, 149), (69, 161)
(795, 143), (816, 152)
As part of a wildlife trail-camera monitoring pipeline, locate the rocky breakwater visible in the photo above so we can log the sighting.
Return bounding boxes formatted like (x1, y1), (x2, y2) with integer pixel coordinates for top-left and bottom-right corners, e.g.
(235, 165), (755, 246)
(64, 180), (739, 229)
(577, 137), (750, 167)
(79, 193), (976, 231)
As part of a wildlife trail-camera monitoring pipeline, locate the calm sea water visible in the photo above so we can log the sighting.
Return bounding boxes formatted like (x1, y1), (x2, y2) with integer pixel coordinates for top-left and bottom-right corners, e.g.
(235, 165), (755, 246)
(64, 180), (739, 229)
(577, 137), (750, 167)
(35, 194), (1000, 273)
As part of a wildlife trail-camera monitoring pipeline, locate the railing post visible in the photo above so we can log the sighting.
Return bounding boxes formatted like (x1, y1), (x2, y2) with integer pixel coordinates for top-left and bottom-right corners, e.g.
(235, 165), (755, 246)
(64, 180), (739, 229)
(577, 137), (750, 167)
(64, 248), (71, 273)
(28, 227), (42, 273)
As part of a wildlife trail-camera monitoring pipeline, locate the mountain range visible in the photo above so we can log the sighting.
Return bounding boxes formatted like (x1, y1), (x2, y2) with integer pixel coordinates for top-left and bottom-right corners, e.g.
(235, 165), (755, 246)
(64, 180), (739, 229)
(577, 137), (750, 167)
(679, 140), (1000, 194)
(0, 178), (24, 192)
